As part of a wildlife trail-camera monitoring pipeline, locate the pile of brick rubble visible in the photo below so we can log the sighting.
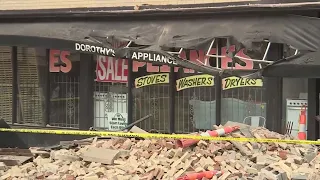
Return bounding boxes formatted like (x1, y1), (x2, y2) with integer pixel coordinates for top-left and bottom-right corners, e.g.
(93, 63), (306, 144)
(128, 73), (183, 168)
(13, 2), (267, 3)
(0, 122), (320, 180)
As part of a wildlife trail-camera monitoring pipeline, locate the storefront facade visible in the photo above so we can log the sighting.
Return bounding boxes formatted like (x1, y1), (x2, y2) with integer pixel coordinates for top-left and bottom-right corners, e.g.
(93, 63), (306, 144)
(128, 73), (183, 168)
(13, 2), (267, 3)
(1, 1), (320, 147)
(0, 43), (267, 132)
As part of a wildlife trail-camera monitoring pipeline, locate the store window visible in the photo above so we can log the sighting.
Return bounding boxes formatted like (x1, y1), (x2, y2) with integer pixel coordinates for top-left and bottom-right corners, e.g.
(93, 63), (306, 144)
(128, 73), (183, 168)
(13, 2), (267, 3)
(17, 47), (45, 125)
(0, 46), (12, 124)
(220, 40), (267, 126)
(282, 45), (308, 137)
(175, 48), (217, 133)
(93, 42), (129, 131)
(48, 50), (80, 128)
(132, 62), (170, 133)
(14, 48), (81, 127)
(94, 55), (128, 131)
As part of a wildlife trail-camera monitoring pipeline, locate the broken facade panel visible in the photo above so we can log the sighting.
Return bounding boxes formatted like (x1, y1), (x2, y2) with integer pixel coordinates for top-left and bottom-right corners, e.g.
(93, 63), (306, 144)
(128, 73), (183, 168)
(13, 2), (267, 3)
(0, 11), (317, 140)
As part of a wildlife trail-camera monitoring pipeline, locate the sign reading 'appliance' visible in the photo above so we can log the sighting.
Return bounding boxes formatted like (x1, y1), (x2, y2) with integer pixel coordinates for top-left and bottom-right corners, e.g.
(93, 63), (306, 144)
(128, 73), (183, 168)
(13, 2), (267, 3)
(130, 51), (178, 65)
(75, 43), (178, 66)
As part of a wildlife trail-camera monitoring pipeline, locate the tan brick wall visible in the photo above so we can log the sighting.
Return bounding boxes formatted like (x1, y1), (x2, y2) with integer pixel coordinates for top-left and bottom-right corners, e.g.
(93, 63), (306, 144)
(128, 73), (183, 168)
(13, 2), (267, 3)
(0, 0), (257, 10)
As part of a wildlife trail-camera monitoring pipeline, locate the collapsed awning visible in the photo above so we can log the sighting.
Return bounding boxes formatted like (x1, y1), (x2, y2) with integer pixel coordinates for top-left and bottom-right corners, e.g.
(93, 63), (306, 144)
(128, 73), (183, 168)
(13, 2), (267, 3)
(245, 51), (320, 78)
(0, 14), (320, 77)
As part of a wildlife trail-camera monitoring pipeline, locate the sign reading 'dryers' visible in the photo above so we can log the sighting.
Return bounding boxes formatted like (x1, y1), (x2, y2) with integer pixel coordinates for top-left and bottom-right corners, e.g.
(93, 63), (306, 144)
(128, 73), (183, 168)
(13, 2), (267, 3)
(176, 74), (214, 91)
(222, 77), (263, 90)
(135, 73), (169, 88)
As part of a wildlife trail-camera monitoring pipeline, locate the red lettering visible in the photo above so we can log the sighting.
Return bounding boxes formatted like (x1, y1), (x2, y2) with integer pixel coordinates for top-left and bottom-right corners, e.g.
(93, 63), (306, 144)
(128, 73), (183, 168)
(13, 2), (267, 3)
(60, 51), (72, 73)
(178, 51), (190, 73)
(133, 61), (145, 72)
(49, 50), (72, 73)
(96, 56), (128, 83)
(159, 65), (170, 72)
(102, 45), (254, 74)
(49, 50), (60, 72)
(221, 45), (253, 70)
(146, 63), (159, 72)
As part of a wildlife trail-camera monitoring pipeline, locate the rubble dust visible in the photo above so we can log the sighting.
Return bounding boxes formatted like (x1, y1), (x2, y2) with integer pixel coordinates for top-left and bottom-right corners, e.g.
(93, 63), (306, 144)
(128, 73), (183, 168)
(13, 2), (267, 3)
(0, 124), (319, 180)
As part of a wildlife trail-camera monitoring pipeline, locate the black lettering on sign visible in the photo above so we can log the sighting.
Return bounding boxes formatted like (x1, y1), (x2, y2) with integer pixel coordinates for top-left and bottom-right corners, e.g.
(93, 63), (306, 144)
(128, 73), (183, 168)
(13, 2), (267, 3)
(207, 77), (214, 85)
(223, 77), (262, 90)
(135, 73), (169, 88)
(176, 75), (214, 91)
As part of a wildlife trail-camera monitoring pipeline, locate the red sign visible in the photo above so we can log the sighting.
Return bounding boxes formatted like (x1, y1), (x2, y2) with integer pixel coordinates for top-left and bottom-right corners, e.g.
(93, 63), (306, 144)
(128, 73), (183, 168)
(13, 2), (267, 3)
(96, 45), (253, 83)
(96, 55), (128, 83)
(132, 45), (252, 72)
(132, 45), (253, 74)
(49, 50), (72, 73)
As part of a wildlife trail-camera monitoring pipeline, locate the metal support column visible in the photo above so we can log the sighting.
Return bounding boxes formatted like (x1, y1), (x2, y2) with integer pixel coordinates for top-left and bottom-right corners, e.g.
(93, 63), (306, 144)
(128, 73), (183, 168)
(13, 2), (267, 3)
(215, 39), (222, 126)
(11, 46), (17, 125)
(307, 79), (320, 140)
(79, 53), (94, 130)
(127, 59), (133, 125)
(265, 43), (283, 133)
(43, 49), (50, 126)
(169, 66), (176, 133)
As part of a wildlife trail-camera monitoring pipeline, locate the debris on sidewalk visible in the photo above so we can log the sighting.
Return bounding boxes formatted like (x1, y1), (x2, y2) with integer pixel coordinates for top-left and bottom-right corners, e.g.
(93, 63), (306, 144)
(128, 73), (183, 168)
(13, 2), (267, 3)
(0, 122), (319, 180)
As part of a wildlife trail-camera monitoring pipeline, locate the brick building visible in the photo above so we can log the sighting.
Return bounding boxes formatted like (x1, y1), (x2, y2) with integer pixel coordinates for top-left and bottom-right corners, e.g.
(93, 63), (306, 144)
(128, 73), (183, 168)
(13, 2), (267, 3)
(0, 0), (320, 146)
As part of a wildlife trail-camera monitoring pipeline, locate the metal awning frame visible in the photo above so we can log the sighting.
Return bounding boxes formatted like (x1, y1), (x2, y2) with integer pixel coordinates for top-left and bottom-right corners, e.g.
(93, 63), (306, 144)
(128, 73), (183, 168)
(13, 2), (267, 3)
(81, 35), (302, 77)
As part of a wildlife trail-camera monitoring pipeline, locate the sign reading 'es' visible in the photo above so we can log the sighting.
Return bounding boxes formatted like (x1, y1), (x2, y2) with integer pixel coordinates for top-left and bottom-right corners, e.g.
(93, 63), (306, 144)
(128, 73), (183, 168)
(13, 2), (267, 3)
(49, 50), (72, 73)
(176, 74), (214, 91)
(135, 73), (169, 88)
(222, 77), (263, 90)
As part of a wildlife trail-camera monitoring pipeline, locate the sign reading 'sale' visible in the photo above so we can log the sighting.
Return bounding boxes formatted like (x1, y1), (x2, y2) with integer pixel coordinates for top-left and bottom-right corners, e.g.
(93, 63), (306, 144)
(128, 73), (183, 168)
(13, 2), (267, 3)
(222, 76), (263, 90)
(135, 73), (169, 88)
(176, 74), (214, 91)
(96, 56), (128, 83)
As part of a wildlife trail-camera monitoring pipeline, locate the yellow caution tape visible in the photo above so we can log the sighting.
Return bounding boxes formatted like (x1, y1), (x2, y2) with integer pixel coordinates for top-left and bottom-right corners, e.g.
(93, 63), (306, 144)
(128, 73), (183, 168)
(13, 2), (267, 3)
(0, 128), (319, 145)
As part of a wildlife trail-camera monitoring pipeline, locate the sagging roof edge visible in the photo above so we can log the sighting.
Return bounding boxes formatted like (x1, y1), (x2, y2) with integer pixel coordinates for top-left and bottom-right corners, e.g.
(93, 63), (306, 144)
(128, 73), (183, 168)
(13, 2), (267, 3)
(1, 2), (320, 19)
(0, 35), (224, 77)
(0, 34), (313, 79)
(1, 13), (320, 78)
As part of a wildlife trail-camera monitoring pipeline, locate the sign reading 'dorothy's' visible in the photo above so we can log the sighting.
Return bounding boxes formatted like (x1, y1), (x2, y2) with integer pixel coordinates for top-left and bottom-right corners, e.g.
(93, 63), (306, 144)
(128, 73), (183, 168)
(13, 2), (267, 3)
(222, 76), (263, 90)
(176, 74), (214, 91)
(135, 73), (169, 88)
(75, 43), (115, 56)
(75, 43), (178, 66)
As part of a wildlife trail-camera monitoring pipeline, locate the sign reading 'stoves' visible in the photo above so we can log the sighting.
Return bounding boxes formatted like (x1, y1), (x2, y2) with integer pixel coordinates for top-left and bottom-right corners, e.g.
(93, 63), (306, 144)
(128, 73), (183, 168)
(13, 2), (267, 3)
(135, 73), (169, 88)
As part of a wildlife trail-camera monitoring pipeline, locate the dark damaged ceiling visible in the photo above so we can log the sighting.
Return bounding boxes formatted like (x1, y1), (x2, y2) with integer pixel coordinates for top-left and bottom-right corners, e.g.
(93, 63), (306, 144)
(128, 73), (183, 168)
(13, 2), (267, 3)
(0, 14), (320, 77)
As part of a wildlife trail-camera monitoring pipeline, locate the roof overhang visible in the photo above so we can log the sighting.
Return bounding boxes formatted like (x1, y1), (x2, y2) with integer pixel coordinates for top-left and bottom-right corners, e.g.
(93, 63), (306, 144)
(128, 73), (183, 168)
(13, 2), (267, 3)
(0, 14), (320, 78)
(1, 1), (320, 18)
